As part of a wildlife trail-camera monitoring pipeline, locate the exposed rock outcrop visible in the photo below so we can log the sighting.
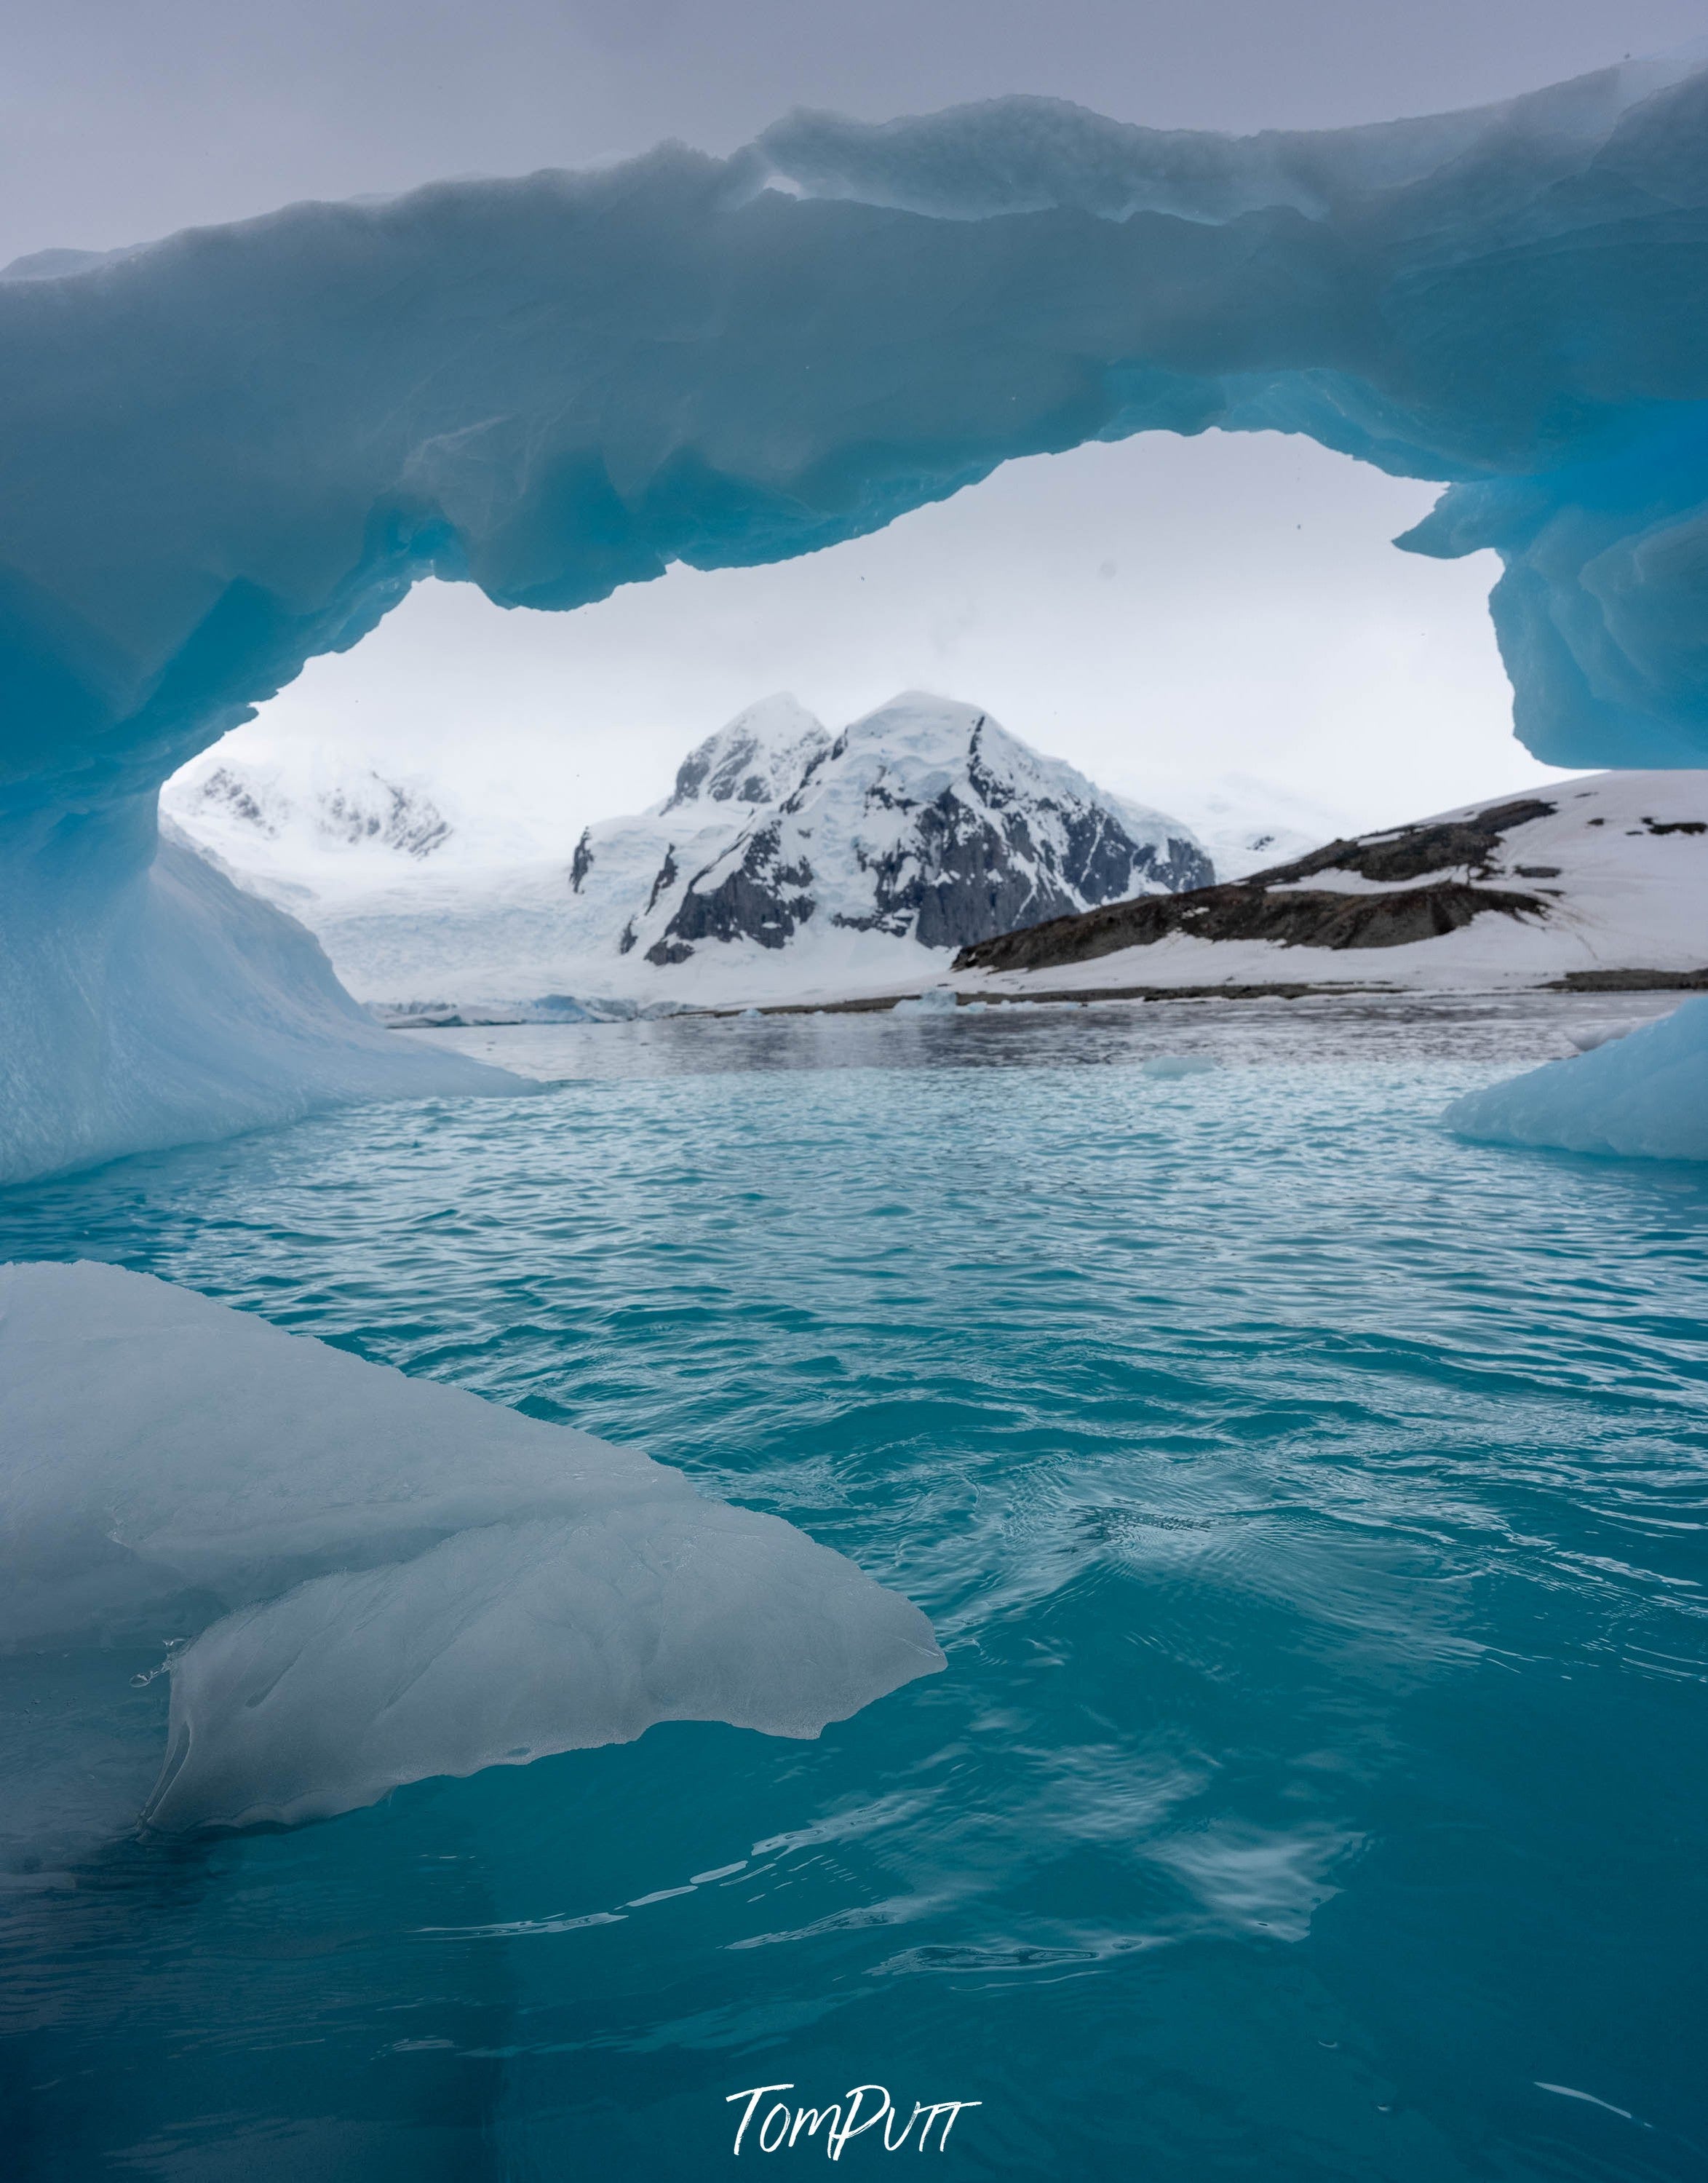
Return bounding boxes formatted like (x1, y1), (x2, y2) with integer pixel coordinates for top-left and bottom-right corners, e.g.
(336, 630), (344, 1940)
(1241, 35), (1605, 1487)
(956, 878), (1548, 974)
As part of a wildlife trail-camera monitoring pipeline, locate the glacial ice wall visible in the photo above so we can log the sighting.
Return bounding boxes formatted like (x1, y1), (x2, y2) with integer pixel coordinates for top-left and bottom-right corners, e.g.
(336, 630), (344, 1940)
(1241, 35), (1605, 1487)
(2, 49), (1707, 1175)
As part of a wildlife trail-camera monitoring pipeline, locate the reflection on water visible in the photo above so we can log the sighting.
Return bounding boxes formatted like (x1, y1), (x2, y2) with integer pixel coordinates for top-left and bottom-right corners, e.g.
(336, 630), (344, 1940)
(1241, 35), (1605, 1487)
(414, 985), (1689, 1080)
(2, 994), (1704, 2180)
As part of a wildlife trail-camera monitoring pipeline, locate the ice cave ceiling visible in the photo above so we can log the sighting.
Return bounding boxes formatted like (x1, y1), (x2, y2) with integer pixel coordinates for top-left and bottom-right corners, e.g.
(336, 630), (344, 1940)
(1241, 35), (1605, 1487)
(3, 46), (1708, 836)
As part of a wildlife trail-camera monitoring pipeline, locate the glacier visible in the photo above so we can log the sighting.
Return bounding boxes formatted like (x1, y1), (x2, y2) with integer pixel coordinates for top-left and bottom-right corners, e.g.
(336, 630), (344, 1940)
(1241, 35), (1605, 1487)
(0, 1260), (944, 1846)
(4, 49), (1708, 1173)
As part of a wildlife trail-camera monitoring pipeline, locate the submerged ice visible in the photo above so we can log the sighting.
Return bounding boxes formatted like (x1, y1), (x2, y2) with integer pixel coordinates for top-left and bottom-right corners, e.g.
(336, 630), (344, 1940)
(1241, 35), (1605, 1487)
(3, 51), (1707, 1172)
(0, 1261), (945, 1839)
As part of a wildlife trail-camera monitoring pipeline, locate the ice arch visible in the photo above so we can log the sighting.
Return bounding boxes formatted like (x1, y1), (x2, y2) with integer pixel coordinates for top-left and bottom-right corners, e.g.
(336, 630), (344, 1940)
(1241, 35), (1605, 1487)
(2, 50), (1707, 1179)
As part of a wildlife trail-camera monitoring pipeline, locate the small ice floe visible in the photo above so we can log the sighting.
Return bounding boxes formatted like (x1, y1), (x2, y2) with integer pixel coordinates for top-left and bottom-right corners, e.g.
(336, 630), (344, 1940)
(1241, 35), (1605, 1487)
(1142, 1054), (1218, 1079)
(1565, 1021), (1637, 1053)
(1447, 995), (1708, 1161)
(891, 987), (961, 1017)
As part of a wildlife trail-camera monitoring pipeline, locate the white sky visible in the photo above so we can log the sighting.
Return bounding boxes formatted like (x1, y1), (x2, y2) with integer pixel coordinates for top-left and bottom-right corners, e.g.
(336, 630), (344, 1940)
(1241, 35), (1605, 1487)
(221, 429), (1571, 852)
(21, 0), (1696, 844)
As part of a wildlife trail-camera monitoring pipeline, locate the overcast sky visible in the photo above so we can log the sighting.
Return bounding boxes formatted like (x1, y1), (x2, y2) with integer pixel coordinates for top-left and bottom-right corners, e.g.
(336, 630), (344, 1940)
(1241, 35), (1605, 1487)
(13, 0), (1706, 844)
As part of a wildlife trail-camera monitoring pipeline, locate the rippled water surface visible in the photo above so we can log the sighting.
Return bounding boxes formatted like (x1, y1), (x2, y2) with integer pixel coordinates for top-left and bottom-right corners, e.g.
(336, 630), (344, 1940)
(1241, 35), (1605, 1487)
(4, 996), (1706, 2181)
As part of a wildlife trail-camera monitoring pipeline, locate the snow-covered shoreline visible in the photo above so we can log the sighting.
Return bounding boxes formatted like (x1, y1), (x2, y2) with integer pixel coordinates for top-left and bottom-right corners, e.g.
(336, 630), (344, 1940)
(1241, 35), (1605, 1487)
(948, 771), (1708, 1007)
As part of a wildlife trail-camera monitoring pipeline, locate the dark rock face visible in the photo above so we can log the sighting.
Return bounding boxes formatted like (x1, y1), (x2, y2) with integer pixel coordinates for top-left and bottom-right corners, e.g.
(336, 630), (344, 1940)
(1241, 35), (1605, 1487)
(661, 724), (824, 812)
(196, 766), (276, 835)
(955, 880), (1548, 974)
(322, 783), (450, 860)
(646, 847), (678, 913)
(1554, 966), (1708, 991)
(829, 738), (1209, 952)
(831, 782), (1074, 948)
(646, 818), (814, 962)
(570, 829), (593, 892)
(1247, 799), (1556, 887)
(952, 792), (1565, 975)
(663, 736), (744, 809)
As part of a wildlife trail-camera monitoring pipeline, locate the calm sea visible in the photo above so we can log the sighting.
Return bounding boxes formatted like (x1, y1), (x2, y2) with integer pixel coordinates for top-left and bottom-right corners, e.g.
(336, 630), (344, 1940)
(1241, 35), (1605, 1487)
(3, 993), (1704, 2181)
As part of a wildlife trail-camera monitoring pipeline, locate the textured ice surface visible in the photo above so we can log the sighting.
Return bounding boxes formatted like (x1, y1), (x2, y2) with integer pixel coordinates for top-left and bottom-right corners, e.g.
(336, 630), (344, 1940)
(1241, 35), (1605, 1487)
(5, 53), (1707, 810)
(0, 1261), (945, 1837)
(3, 52), (1707, 1170)
(0, 819), (524, 1186)
(1445, 996), (1708, 1161)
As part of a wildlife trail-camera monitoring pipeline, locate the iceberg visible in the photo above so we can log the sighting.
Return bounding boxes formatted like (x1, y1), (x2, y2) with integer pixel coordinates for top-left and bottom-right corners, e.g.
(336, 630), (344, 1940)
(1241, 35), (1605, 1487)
(0, 818), (524, 1186)
(2, 51), (1707, 1172)
(0, 1261), (945, 1839)
(1445, 996), (1708, 1161)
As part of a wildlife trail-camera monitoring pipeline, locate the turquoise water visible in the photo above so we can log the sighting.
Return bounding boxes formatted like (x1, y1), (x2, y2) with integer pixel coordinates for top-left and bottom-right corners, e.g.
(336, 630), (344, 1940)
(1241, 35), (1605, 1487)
(4, 997), (1706, 2181)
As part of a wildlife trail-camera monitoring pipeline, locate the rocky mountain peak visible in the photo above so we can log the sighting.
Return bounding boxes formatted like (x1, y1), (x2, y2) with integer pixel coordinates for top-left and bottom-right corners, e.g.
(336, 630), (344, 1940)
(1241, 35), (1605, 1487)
(659, 694), (830, 812)
(643, 691), (1211, 965)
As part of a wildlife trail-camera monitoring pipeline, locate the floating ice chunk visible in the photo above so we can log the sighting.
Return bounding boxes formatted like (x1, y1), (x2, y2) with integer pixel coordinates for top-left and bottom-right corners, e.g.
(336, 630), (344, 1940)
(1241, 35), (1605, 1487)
(146, 1500), (933, 1832)
(892, 987), (961, 1016)
(1445, 998), (1708, 1162)
(1564, 1021), (1637, 1054)
(1, 1263), (945, 1836)
(1142, 1054), (1218, 1078)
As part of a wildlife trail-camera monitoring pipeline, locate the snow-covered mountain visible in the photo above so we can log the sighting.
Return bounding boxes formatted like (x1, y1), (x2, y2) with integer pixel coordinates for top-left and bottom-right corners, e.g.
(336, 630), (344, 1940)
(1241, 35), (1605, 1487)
(560, 695), (833, 968)
(167, 693), (1212, 1010)
(600, 693), (1209, 974)
(167, 756), (455, 871)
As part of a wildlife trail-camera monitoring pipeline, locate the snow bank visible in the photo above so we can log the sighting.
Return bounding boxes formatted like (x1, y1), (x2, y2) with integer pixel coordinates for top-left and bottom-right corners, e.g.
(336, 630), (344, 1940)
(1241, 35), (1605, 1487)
(0, 1261), (944, 1837)
(1445, 997), (1708, 1162)
(4, 54), (1707, 1166)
